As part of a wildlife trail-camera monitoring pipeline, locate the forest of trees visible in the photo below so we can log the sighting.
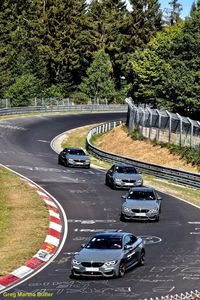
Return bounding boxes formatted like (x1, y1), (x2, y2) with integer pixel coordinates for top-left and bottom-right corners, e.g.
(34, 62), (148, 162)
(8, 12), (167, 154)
(0, 0), (199, 118)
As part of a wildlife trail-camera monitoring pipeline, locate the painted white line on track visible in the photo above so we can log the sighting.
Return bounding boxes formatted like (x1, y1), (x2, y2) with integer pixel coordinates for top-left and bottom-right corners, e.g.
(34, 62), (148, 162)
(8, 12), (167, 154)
(188, 222), (200, 224)
(68, 219), (117, 224)
(74, 228), (119, 232)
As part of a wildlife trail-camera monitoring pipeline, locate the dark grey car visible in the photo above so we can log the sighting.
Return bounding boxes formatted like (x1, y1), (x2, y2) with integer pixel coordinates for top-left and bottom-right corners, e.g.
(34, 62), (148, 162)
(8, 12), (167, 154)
(71, 231), (145, 278)
(58, 147), (90, 168)
(105, 163), (143, 189)
(121, 186), (162, 221)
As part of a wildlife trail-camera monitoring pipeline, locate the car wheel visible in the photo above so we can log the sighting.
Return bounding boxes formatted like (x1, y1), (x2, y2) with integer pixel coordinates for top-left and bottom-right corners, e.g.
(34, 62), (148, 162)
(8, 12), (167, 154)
(120, 213), (126, 222)
(118, 261), (126, 277)
(70, 269), (76, 279)
(155, 215), (160, 222)
(86, 165), (90, 169)
(65, 160), (69, 167)
(58, 157), (61, 165)
(105, 176), (109, 186)
(111, 181), (116, 190)
(138, 250), (145, 266)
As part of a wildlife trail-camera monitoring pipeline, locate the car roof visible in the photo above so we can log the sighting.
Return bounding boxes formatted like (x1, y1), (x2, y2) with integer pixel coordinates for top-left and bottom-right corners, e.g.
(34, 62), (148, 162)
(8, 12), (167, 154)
(93, 231), (133, 238)
(129, 186), (155, 192)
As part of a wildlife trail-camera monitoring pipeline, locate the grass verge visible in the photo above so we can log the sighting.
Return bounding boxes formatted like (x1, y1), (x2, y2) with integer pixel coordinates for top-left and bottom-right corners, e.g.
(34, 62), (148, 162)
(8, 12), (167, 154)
(0, 167), (49, 276)
(61, 125), (200, 207)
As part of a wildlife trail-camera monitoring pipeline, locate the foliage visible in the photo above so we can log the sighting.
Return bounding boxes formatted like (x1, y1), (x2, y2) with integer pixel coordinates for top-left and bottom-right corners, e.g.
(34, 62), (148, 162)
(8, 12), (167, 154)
(80, 49), (116, 102)
(4, 74), (41, 107)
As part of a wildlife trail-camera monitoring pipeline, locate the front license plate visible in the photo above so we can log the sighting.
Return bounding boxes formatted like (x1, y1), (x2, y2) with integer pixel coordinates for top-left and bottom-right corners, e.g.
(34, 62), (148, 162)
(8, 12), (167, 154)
(135, 213), (146, 217)
(124, 183), (133, 186)
(76, 162), (83, 165)
(85, 267), (99, 272)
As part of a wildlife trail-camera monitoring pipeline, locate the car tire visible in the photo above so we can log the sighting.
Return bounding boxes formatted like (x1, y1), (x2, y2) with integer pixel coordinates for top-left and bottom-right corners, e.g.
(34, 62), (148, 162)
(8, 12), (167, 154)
(138, 250), (145, 266)
(58, 157), (61, 165)
(70, 269), (76, 279)
(120, 213), (126, 222)
(105, 176), (109, 186)
(118, 261), (126, 277)
(65, 160), (69, 167)
(111, 181), (116, 190)
(155, 215), (160, 222)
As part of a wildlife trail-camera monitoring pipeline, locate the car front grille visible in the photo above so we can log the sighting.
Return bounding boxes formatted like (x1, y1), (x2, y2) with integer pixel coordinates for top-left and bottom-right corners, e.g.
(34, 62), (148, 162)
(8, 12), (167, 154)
(74, 160), (85, 163)
(122, 179), (135, 183)
(81, 262), (104, 267)
(132, 209), (149, 213)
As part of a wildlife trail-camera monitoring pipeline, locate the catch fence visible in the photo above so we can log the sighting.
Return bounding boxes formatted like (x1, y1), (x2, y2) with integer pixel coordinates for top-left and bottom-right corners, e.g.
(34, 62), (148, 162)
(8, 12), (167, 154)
(126, 98), (200, 149)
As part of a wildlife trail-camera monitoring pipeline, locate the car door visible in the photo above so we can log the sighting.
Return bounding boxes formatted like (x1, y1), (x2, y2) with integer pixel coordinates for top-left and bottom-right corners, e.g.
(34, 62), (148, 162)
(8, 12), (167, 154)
(123, 234), (138, 268)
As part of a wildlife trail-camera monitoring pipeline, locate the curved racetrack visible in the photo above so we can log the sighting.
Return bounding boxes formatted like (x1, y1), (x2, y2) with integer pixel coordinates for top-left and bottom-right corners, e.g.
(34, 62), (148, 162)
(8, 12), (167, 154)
(0, 113), (199, 300)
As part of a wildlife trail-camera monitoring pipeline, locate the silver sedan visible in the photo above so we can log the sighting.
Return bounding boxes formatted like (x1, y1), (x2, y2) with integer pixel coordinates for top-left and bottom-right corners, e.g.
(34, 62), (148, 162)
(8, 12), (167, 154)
(121, 186), (162, 221)
(71, 231), (145, 278)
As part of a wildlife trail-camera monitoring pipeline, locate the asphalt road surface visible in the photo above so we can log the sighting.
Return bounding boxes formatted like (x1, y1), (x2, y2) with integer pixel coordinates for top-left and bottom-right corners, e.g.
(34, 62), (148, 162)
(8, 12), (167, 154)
(0, 113), (199, 300)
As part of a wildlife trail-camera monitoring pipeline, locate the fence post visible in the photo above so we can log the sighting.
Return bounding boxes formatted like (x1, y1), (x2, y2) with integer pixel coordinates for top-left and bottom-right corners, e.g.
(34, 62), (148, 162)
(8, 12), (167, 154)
(140, 107), (145, 136)
(166, 110), (172, 144)
(156, 109), (161, 141)
(176, 113), (183, 146)
(187, 118), (193, 148)
(146, 107), (152, 139)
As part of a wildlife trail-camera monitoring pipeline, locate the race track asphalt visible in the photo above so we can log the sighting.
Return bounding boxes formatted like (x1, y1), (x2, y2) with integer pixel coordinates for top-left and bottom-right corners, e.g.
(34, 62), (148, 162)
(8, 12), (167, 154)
(0, 113), (199, 300)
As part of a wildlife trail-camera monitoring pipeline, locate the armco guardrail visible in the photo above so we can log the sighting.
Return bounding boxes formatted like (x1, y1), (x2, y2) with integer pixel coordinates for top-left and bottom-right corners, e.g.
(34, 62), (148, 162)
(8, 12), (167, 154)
(86, 121), (200, 190)
(0, 104), (127, 116)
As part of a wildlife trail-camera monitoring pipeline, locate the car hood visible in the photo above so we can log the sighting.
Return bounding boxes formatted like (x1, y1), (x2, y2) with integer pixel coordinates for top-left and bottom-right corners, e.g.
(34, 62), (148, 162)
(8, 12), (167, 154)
(114, 173), (142, 180)
(123, 199), (159, 209)
(74, 249), (122, 262)
(67, 154), (89, 160)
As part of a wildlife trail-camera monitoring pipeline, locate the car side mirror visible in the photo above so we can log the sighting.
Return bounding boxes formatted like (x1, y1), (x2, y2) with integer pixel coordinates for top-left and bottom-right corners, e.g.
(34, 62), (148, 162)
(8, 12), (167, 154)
(157, 196), (162, 200)
(121, 195), (126, 199)
(81, 244), (86, 248)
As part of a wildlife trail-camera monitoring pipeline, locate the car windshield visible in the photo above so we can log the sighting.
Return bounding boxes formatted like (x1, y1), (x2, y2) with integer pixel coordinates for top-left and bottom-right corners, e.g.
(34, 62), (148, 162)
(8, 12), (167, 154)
(127, 191), (155, 200)
(85, 237), (122, 249)
(115, 166), (137, 174)
(68, 149), (85, 156)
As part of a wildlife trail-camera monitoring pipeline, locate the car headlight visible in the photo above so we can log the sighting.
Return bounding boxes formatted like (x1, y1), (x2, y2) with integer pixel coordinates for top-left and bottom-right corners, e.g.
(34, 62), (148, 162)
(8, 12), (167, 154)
(72, 259), (81, 265)
(123, 207), (132, 212)
(85, 159), (90, 163)
(136, 178), (143, 184)
(149, 208), (159, 213)
(68, 158), (74, 163)
(114, 178), (122, 184)
(104, 260), (118, 266)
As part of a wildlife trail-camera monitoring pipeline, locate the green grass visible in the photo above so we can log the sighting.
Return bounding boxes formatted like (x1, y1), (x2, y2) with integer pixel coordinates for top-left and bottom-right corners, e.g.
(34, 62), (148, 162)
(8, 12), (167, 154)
(0, 167), (49, 276)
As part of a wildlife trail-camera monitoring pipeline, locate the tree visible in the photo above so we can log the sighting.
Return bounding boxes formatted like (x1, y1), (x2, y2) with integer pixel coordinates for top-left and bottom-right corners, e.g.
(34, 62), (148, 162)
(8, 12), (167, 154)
(80, 49), (116, 103)
(127, 0), (163, 51)
(168, 0), (182, 25)
(5, 74), (41, 107)
(128, 23), (183, 108)
(88, 0), (129, 89)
